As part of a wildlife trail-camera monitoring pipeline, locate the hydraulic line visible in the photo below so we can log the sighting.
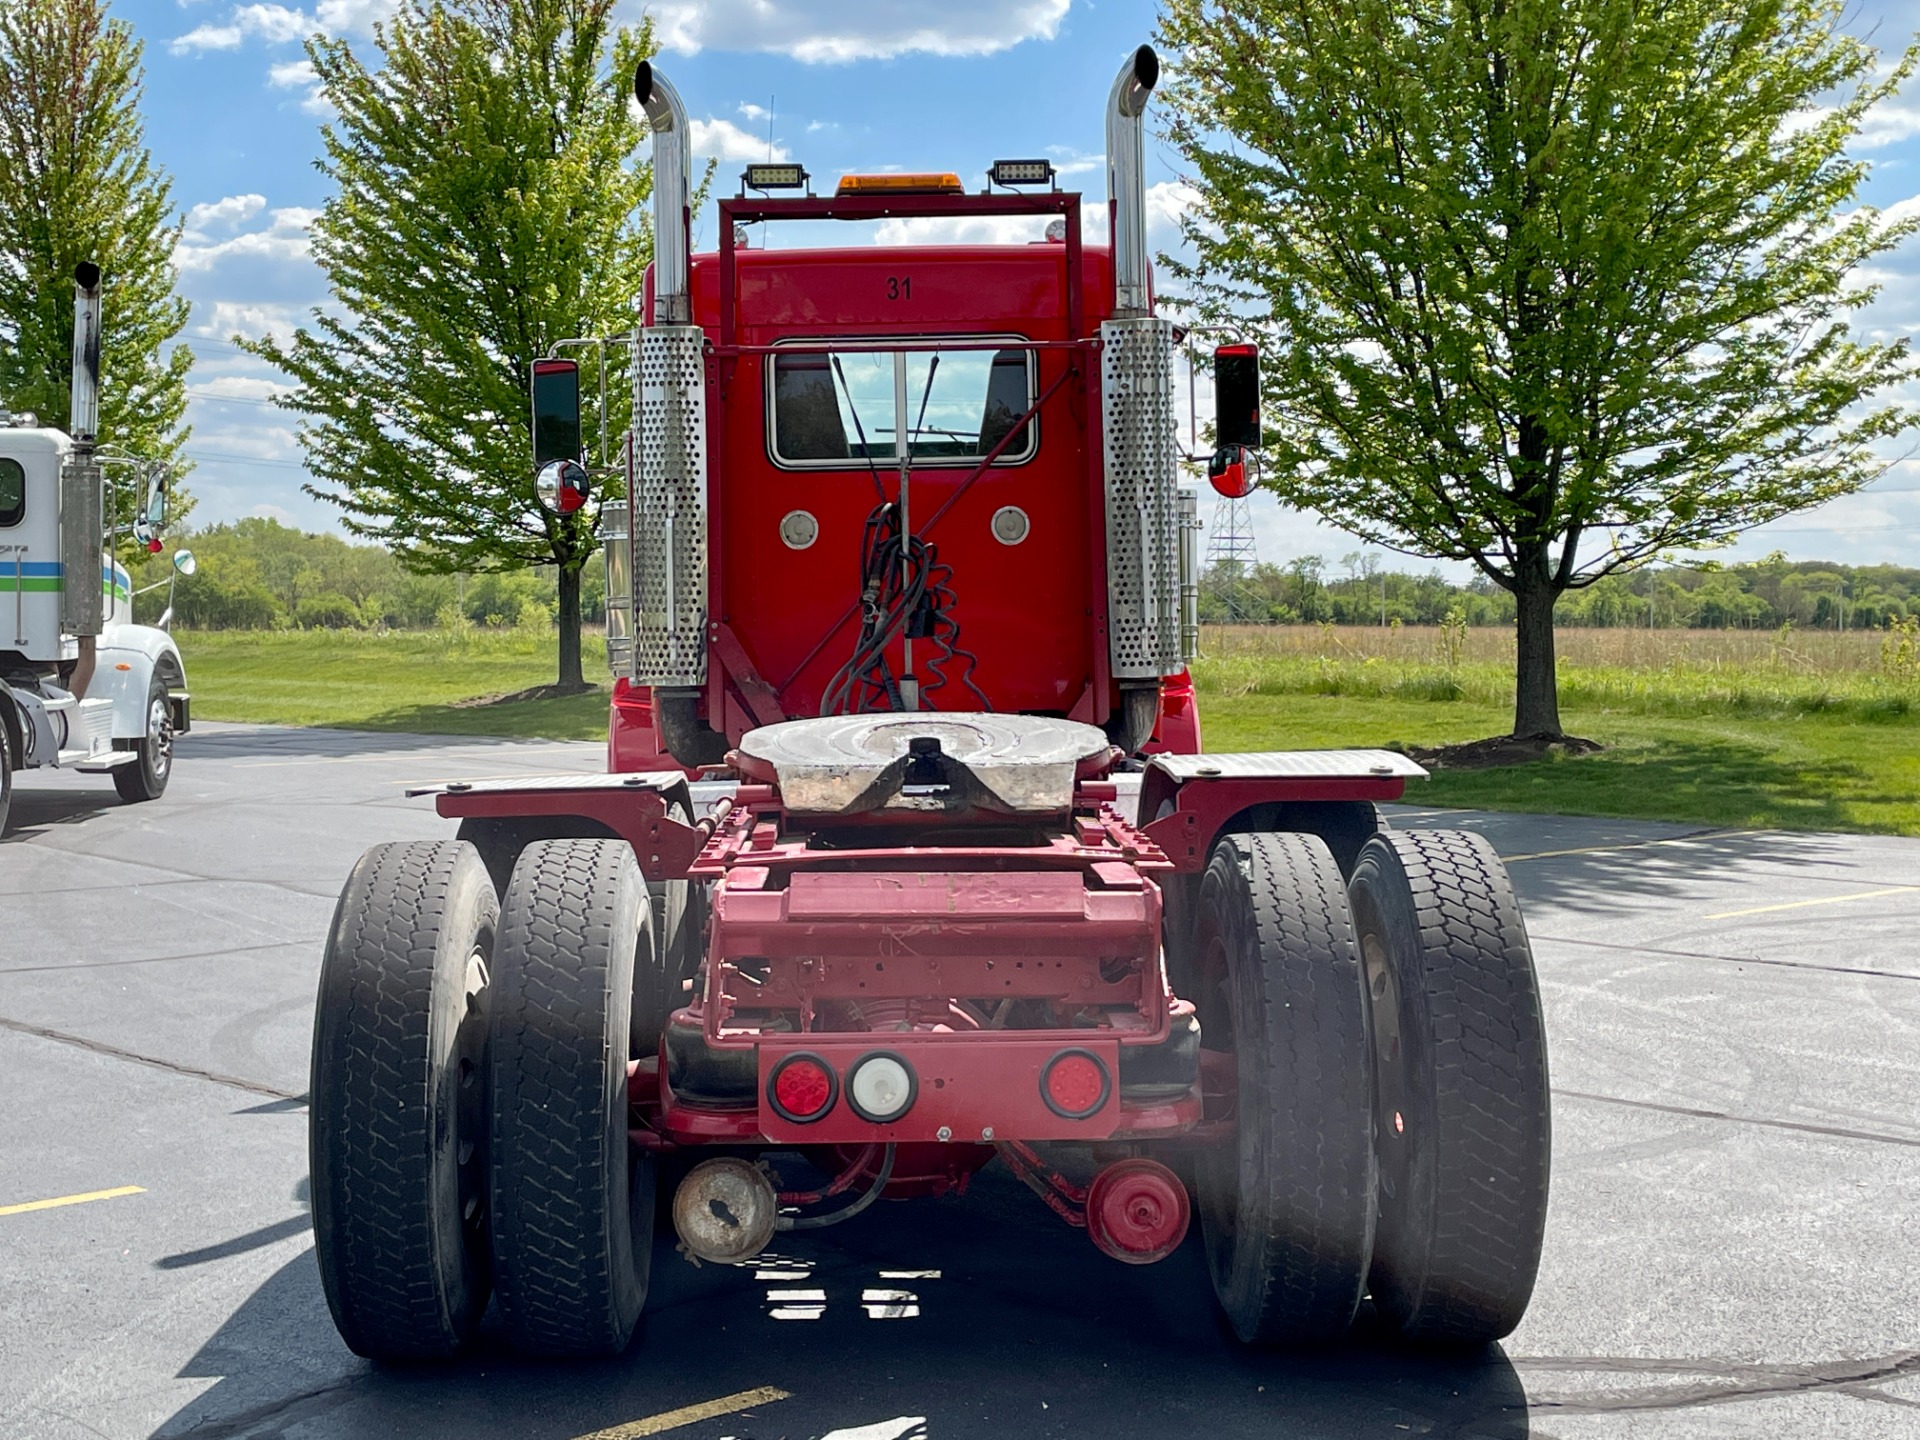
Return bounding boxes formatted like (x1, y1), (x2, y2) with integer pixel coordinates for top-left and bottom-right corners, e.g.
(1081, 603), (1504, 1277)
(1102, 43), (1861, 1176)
(775, 1143), (897, 1231)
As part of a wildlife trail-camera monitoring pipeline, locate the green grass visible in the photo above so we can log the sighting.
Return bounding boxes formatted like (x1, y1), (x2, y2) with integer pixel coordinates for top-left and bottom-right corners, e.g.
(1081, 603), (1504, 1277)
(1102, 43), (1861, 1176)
(1195, 639), (1920, 835)
(175, 624), (1920, 835)
(176, 627), (613, 740)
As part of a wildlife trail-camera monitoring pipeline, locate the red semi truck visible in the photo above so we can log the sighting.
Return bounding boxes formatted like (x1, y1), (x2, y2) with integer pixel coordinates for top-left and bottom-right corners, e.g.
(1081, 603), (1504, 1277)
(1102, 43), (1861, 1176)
(309, 44), (1550, 1362)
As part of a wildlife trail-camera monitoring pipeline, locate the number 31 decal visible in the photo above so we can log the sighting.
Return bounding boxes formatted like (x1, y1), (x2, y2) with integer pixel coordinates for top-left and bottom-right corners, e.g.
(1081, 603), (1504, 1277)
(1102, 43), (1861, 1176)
(886, 276), (913, 301)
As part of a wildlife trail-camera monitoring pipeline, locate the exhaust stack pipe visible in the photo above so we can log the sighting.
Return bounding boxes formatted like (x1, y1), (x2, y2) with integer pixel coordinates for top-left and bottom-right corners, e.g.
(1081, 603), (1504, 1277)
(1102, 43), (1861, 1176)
(1105, 44), (1160, 317)
(634, 61), (692, 326)
(70, 261), (102, 445)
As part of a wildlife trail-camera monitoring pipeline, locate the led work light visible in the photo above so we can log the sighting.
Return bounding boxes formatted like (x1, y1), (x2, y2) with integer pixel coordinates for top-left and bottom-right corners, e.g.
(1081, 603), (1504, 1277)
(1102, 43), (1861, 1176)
(989, 158), (1055, 188)
(743, 163), (808, 192)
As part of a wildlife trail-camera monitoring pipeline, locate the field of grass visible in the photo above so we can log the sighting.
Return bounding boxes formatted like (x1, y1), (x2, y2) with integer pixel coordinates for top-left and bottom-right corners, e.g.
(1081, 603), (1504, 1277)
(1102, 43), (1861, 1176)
(1195, 625), (1920, 834)
(176, 627), (614, 740)
(173, 622), (1920, 835)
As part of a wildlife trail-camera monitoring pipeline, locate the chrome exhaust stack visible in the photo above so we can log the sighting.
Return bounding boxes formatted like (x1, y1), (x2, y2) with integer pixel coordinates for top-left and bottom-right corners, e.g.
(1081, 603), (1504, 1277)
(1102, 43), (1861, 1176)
(62, 262), (105, 639)
(634, 61), (692, 326)
(69, 262), (102, 444)
(628, 61), (711, 725)
(1105, 44), (1160, 318)
(1100, 46), (1182, 689)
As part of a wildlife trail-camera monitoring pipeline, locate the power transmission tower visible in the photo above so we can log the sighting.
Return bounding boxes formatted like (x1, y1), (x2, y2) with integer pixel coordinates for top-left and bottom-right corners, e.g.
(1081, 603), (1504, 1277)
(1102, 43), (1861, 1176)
(1204, 488), (1262, 623)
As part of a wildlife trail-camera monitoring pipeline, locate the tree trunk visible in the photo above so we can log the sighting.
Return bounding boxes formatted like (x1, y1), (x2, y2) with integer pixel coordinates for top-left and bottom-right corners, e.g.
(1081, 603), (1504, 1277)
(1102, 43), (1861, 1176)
(1512, 563), (1563, 738)
(556, 563), (586, 693)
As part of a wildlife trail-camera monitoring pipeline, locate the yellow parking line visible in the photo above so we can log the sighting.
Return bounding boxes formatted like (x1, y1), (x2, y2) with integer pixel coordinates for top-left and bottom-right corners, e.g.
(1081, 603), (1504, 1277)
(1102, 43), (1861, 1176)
(574, 1386), (792, 1440)
(1503, 835), (1710, 863)
(1706, 887), (1920, 920)
(0, 1184), (144, 1218)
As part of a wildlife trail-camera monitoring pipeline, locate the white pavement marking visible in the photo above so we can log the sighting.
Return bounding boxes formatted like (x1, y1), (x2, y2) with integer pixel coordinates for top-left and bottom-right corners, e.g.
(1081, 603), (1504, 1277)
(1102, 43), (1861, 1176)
(819, 1419), (928, 1440)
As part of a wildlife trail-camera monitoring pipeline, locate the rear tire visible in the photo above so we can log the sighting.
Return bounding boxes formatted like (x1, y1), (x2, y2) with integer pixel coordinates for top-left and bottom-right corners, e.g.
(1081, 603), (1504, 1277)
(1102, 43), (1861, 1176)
(1348, 830), (1550, 1345)
(1193, 831), (1376, 1345)
(490, 838), (657, 1356)
(112, 676), (173, 803)
(309, 841), (495, 1361)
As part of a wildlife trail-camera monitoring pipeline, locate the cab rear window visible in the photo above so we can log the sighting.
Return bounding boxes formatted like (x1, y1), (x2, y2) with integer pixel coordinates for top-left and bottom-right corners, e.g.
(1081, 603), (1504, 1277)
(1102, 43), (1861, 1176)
(0, 458), (23, 527)
(769, 344), (1037, 469)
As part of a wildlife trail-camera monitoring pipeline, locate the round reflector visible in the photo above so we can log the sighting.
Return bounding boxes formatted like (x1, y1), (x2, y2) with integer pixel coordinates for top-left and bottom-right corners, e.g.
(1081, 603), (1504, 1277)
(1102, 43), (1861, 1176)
(768, 1053), (837, 1123)
(1041, 1049), (1110, 1120)
(847, 1051), (917, 1124)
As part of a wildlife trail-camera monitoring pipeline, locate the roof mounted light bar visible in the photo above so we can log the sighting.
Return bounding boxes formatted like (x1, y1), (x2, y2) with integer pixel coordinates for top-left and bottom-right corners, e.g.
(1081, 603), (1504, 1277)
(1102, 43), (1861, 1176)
(836, 172), (964, 196)
(742, 163), (809, 194)
(989, 158), (1056, 189)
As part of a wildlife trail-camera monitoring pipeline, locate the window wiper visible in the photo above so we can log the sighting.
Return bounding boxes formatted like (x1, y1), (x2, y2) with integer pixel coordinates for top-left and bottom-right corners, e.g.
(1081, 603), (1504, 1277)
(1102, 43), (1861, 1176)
(909, 355), (939, 453)
(830, 354), (890, 503)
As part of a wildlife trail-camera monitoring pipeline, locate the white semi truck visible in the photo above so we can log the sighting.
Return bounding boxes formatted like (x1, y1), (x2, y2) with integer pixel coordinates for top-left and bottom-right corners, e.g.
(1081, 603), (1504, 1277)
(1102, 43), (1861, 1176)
(0, 263), (190, 837)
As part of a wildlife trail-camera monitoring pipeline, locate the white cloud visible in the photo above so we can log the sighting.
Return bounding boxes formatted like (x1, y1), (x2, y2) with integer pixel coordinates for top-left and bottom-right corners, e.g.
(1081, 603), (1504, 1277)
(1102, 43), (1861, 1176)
(738, 101), (770, 122)
(268, 57), (332, 114)
(642, 0), (1069, 63)
(171, 22), (243, 52)
(249, 503), (299, 524)
(690, 116), (790, 164)
(190, 300), (310, 342)
(176, 205), (318, 272)
(872, 213), (1053, 246)
(171, 0), (389, 55)
(185, 193), (268, 235)
(314, 0), (397, 31)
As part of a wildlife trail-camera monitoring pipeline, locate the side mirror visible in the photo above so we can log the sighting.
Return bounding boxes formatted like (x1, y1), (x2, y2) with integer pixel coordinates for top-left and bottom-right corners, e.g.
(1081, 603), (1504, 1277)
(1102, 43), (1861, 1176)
(173, 549), (197, 577)
(135, 464), (171, 552)
(1213, 343), (1260, 450)
(536, 458), (590, 515)
(531, 358), (583, 466)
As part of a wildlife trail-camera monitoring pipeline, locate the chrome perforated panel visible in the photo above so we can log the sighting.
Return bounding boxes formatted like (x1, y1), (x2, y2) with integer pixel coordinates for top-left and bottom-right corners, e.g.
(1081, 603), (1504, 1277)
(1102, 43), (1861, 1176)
(1101, 318), (1182, 678)
(60, 457), (102, 636)
(632, 326), (708, 688)
(1177, 487), (1201, 665)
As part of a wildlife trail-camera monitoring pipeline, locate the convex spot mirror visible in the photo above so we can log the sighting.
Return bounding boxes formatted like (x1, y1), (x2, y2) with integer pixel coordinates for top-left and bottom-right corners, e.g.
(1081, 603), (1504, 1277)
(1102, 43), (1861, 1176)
(1208, 445), (1256, 499)
(531, 357), (583, 467)
(173, 549), (196, 577)
(536, 459), (590, 516)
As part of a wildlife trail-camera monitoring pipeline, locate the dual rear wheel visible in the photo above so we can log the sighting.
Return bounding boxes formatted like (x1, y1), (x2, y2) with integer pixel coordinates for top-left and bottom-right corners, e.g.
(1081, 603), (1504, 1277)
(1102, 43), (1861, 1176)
(1191, 827), (1549, 1347)
(311, 837), (657, 1361)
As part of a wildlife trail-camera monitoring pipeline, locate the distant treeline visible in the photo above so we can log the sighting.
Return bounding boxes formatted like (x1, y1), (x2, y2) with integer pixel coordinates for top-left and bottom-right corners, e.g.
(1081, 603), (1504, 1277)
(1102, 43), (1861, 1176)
(135, 517), (1906, 634)
(1202, 552), (1919, 631)
(132, 517), (607, 631)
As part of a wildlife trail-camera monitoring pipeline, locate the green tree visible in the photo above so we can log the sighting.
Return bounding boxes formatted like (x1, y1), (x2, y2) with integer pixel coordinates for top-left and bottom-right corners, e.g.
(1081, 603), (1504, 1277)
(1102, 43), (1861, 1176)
(252, 0), (655, 691)
(1161, 0), (1920, 737)
(0, 0), (191, 504)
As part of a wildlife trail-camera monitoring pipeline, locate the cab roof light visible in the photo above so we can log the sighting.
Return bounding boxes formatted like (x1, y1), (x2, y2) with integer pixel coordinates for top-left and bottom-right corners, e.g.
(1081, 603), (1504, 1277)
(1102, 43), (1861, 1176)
(743, 163), (809, 193)
(989, 158), (1056, 189)
(835, 172), (965, 196)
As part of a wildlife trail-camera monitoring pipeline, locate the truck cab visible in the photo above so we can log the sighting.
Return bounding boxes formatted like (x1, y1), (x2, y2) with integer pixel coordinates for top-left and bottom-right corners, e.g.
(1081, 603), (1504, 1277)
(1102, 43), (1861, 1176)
(0, 264), (191, 836)
(595, 82), (1201, 772)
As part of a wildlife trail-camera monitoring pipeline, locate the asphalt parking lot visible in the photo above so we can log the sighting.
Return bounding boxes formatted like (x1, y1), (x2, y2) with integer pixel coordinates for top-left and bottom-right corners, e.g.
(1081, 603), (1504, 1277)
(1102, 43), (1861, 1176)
(1, 722), (1916, 1440)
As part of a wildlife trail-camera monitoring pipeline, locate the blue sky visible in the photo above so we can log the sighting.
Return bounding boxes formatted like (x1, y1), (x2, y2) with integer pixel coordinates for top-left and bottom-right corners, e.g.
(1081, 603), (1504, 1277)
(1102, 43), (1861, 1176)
(123, 0), (1920, 575)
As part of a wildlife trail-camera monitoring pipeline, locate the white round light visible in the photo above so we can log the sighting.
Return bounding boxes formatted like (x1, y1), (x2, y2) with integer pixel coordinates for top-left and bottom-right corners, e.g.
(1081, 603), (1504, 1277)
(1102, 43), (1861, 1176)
(849, 1054), (914, 1122)
(991, 505), (1029, 545)
(780, 509), (819, 550)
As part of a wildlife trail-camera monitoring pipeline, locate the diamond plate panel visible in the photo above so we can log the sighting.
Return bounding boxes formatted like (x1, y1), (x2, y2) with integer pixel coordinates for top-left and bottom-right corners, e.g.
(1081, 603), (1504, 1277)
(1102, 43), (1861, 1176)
(1101, 318), (1182, 678)
(632, 326), (708, 688)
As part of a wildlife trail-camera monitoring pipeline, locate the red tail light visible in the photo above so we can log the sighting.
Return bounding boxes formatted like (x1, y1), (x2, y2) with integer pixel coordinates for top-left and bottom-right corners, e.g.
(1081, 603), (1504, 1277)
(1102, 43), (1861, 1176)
(768, 1053), (837, 1123)
(1041, 1049), (1110, 1120)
